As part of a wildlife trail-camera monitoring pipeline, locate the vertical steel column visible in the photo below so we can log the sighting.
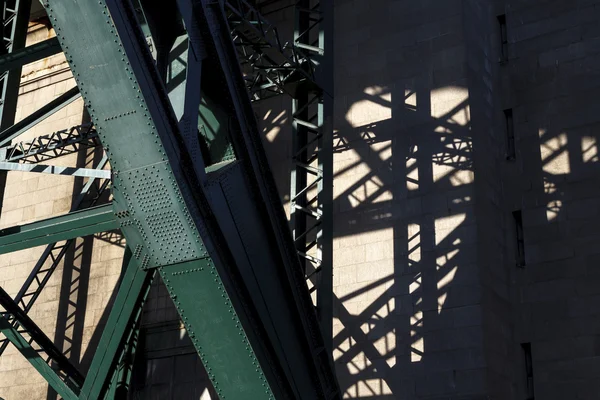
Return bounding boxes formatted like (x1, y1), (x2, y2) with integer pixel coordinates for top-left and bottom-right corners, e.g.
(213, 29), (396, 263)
(0, 0), (33, 251)
(290, 0), (333, 351)
(0, 0), (32, 130)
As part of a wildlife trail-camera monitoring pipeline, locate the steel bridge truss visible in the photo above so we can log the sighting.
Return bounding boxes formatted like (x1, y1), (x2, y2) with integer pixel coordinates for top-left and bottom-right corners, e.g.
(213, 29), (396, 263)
(0, 0), (337, 399)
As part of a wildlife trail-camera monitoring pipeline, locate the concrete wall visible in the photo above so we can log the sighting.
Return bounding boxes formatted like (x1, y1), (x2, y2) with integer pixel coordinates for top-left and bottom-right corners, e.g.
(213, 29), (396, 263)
(502, 1), (600, 399)
(261, 1), (600, 399)
(327, 0), (486, 398)
(0, 21), (125, 399)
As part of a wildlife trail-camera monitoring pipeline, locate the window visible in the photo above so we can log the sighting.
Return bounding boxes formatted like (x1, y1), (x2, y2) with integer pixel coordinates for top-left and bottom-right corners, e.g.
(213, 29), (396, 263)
(505, 108), (515, 160)
(513, 210), (525, 267)
(521, 343), (535, 400)
(498, 14), (508, 62)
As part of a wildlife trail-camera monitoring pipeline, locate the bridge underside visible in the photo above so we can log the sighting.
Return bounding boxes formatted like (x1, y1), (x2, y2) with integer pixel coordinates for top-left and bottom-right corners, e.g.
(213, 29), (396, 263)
(0, 0), (336, 399)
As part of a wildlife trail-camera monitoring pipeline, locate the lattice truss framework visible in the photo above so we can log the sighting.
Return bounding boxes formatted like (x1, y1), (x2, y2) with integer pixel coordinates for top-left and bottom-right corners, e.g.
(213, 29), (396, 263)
(0, 0), (336, 399)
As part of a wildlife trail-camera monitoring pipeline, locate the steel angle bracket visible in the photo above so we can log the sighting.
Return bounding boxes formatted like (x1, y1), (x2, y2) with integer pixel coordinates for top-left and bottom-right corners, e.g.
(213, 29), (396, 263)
(44, 0), (289, 398)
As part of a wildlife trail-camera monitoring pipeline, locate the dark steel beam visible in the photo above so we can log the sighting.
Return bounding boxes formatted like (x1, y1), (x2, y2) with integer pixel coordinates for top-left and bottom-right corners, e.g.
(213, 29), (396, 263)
(0, 286), (83, 394)
(0, 86), (81, 146)
(0, 37), (62, 73)
(0, 155), (110, 357)
(290, 0), (334, 356)
(79, 248), (153, 400)
(0, 123), (99, 163)
(197, 1), (339, 397)
(0, 0), (33, 130)
(0, 315), (79, 400)
(0, 203), (117, 254)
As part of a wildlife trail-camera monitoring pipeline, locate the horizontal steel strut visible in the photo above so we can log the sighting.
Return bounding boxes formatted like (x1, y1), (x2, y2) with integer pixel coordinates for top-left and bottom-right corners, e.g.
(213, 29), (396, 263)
(0, 123), (99, 163)
(0, 161), (110, 178)
(0, 203), (117, 254)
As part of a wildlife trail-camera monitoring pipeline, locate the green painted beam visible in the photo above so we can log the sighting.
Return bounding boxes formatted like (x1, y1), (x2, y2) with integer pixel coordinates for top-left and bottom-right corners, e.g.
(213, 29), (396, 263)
(0, 316), (78, 400)
(105, 315), (140, 400)
(79, 248), (153, 400)
(0, 204), (117, 254)
(0, 286), (84, 388)
(0, 37), (62, 74)
(44, 0), (281, 397)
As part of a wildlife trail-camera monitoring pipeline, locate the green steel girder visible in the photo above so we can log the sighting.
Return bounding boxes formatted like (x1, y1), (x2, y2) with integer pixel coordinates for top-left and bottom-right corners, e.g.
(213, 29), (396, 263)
(0, 203), (117, 254)
(79, 248), (153, 400)
(45, 0), (283, 398)
(0, 286), (83, 398)
(0, 316), (78, 400)
(104, 300), (142, 400)
(104, 317), (140, 399)
(0, 37), (62, 73)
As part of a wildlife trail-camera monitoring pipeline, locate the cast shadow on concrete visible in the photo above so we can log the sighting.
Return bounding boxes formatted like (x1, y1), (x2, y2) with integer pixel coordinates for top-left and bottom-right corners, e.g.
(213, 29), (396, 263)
(260, 69), (478, 398)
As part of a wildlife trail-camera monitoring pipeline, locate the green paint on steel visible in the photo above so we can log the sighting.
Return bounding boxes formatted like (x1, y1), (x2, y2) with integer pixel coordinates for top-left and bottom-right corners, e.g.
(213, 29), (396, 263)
(0, 204), (118, 254)
(198, 94), (236, 164)
(108, 314), (141, 399)
(159, 259), (274, 399)
(0, 317), (78, 400)
(0, 37), (62, 73)
(165, 35), (235, 165)
(45, 0), (276, 397)
(80, 248), (153, 400)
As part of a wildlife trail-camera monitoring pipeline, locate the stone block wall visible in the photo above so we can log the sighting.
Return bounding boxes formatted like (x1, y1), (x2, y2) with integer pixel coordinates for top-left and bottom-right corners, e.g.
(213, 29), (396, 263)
(260, 1), (600, 399)
(502, 1), (600, 399)
(0, 21), (125, 399)
(329, 1), (486, 398)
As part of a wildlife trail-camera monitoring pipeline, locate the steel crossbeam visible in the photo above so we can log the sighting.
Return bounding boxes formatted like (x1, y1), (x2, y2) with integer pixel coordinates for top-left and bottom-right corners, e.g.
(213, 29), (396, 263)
(0, 161), (111, 178)
(0, 86), (81, 146)
(0, 287), (83, 397)
(0, 203), (117, 254)
(0, 36), (61, 73)
(0, 316), (79, 400)
(0, 123), (99, 163)
(0, 155), (110, 357)
(225, 0), (320, 101)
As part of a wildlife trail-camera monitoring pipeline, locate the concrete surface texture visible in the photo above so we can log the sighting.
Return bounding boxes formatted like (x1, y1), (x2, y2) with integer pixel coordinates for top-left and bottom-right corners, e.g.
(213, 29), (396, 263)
(1, 1), (600, 399)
